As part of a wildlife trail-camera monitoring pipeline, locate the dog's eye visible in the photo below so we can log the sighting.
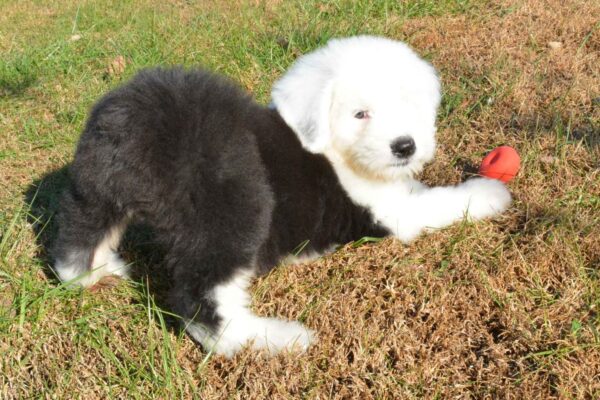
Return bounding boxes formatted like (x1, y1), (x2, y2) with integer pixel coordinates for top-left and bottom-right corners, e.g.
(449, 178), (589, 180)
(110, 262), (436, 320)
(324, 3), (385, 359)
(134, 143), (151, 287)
(354, 111), (368, 119)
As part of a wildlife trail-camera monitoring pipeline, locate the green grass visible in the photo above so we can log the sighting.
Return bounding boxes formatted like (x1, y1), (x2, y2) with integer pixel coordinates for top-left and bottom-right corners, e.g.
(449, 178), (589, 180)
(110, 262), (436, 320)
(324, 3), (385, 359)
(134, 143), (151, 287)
(1, 0), (599, 398)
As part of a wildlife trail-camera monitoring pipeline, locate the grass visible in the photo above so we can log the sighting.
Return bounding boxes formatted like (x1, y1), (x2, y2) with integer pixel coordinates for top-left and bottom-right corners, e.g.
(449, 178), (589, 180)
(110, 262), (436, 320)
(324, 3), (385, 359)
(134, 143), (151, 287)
(1, 0), (599, 398)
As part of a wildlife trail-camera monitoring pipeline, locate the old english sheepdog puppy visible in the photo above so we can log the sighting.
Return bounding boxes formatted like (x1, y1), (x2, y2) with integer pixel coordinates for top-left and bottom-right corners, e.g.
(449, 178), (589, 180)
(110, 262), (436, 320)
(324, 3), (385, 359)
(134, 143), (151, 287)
(53, 36), (511, 357)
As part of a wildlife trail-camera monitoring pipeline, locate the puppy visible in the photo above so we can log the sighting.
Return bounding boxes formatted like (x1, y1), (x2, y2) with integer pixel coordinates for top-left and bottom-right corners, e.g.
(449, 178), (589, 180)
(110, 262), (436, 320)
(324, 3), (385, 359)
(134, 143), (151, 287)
(52, 35), (511, 357)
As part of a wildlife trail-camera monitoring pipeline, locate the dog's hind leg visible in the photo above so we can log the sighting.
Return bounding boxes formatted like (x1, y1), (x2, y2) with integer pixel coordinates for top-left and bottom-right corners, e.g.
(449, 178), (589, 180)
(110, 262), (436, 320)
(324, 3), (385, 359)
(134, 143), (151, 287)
(180, 268), (315, 358)
(167, 247), (315, 357)
(52, 187), (130, 287)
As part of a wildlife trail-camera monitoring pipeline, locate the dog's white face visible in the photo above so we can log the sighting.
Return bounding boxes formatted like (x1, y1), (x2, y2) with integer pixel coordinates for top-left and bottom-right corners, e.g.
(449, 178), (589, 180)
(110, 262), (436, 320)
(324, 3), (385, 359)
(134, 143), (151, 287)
(272, 35), (441, 181)
(328, 73), (438, 180)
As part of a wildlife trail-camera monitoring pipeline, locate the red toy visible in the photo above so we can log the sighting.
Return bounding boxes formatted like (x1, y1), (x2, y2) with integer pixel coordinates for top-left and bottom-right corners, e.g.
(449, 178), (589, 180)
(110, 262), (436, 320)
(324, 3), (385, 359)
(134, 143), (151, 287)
(479, 146), (520, 183)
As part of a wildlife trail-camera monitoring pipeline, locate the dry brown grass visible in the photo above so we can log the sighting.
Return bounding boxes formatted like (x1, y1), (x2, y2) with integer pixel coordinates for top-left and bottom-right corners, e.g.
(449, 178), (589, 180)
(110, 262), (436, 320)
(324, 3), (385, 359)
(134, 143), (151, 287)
(0, 0), (599, 398)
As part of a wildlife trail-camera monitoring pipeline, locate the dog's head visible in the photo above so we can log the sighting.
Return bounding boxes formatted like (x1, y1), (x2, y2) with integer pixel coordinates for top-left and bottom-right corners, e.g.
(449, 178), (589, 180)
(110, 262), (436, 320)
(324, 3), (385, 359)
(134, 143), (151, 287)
(271, 35), (441, 181)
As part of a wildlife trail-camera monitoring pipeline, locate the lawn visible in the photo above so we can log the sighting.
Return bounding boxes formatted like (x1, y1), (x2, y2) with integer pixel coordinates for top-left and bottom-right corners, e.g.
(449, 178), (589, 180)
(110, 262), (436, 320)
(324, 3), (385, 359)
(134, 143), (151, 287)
(0, 0), (598, 398)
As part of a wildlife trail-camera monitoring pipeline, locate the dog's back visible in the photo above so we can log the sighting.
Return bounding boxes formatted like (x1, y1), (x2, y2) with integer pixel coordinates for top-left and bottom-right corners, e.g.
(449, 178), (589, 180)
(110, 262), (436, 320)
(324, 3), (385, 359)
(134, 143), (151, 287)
(53, 68), (274, 289)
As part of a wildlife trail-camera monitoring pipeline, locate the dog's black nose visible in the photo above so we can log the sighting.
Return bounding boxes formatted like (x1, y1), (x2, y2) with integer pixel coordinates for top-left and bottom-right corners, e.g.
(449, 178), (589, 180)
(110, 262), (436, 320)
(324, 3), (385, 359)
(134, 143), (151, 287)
(390, 137), (416, 159)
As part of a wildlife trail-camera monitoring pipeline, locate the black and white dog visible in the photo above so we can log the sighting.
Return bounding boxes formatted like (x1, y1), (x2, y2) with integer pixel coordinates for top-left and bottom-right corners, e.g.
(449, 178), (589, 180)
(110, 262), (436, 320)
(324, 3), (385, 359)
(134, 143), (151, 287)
(53, 36), (511, 357)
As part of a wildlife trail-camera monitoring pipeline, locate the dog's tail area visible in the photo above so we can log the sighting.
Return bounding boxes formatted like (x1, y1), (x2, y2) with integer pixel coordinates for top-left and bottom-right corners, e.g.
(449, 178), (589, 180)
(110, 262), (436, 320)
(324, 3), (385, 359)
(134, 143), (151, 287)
(52, 187), (129, 287)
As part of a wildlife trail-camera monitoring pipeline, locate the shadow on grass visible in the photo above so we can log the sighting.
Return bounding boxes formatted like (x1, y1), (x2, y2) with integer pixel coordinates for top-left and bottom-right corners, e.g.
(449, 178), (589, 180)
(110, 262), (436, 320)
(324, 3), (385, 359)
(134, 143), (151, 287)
(24, 166), (179, 331)
(24, 165), (69, 285)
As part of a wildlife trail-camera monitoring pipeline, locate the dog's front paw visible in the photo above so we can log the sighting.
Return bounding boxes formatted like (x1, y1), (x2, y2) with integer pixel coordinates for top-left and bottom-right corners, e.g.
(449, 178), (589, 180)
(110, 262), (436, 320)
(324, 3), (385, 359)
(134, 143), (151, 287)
(462, 178), (512, 220)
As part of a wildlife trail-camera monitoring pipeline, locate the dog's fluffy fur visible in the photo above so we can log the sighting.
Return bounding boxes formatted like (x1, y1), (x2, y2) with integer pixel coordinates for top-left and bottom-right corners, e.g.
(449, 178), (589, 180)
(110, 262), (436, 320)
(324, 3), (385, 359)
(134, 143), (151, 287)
(53, 36), (511, 357)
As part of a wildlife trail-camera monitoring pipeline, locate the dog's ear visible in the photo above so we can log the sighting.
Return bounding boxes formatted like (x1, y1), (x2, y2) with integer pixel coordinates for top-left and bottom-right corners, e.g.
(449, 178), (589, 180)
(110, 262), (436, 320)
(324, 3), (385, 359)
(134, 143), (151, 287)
(271, 57), (334, 154)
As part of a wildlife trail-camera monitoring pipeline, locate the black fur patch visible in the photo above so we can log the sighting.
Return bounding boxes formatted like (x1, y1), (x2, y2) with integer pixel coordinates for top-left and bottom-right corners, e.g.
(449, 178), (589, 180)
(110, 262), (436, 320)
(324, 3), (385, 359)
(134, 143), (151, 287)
(53, 67), (389, 331)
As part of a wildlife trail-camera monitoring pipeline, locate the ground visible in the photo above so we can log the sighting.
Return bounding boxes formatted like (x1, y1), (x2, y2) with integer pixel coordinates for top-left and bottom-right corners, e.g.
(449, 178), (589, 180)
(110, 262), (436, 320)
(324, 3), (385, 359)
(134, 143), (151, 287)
(0, 0), (598, 398)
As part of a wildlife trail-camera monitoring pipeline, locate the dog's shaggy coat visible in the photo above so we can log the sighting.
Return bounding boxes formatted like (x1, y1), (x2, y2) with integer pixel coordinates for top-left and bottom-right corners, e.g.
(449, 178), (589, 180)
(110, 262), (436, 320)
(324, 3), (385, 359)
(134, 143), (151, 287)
(53, 36), (511, 357)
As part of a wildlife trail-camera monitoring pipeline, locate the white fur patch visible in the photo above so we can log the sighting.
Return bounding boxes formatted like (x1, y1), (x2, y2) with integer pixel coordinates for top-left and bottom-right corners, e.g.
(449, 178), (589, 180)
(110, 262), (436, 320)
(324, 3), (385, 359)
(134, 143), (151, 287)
(55, 222), (129, 287)
(326, 150), (511, 242)
(272, 35), (440, 180)
(185, 269), (315, 358)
